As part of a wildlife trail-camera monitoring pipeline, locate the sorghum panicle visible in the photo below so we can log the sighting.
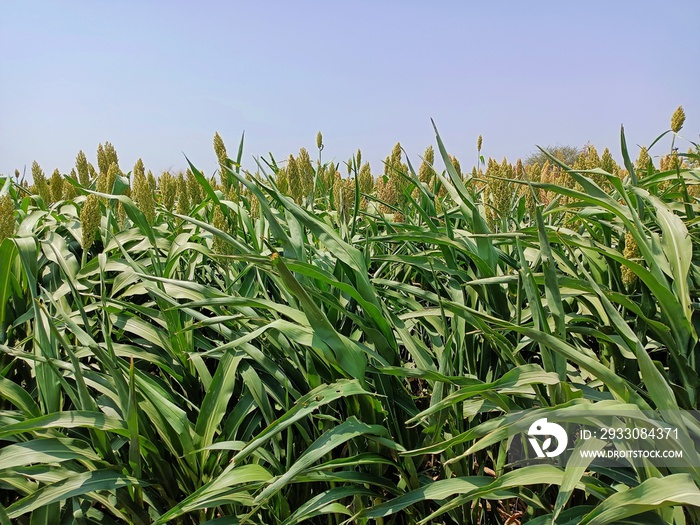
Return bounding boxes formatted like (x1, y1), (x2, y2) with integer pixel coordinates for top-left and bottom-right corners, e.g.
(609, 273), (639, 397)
(80, 194), (101, 251)
(133, 158), (145, 180)
(297, 148), (314, 198)
(212, 206), (232, 255)
(147, 171), (157, 193)
(64, 170), (79, 200)
(449, 155), (462, 179)
(187, 169), (203, 206)
(159, 171), (177, 211)
(287, 156), (302, 204)
(276, 167), (289, 195)
(601, 148), (617, 175)
(176, 172), (190, 214)
(671, 106), (686, 133)
(97, 142), (119, 176)
(76, 150), (90, 186)
(133, 167), (156, 224)
(50, 169), (65, 203)
(213, 132), (229, 190)
(419, 146), (434, 184)
(106, 163), (119, 194)
(621, 231), (639, 288)
(635, 146), (652, 176)
(0, 193), (15, 243)
(358, 162), (374, 209)
(32, 161), (52, 204)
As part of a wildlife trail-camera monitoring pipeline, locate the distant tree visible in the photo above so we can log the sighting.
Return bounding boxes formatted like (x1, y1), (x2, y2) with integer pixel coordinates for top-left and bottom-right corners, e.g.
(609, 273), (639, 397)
(525, 145), (580, 168)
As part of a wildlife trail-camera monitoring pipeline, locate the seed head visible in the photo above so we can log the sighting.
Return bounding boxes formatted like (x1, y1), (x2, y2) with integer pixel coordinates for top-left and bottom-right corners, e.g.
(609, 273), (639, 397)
(287, 155), (302, 204)
(106, 163), (119, 194)
(176, 172), (190, 214)
(0, 193), (15, 243)
(159, 171), (177, 211)
(390, 143), (403, 169)
(376, 173), (396, 213)
(50, 169), (65, 202)
(521, 163), (543, 214)
(104, 142), (119, 169)
(582, 143), (600, 168)
(660, 152), (682, 172)
(515, 159), (524, 179)
(213, 132), (229, 189)
(187, 169), (203, 206)
(323, 163), (337, 191)
(97, 144), (107, 175)
(386, 143), (409, 207)
(147, 170), (157, 193)
(671, 106), (686, 133)
(333, 172), (355, 218)
(601, 148), (617, 175)
(64, 169), (78, 200)
(32, 161), (52, 204)
(245, 184), (260, 218)
(483, 157), (514, 230)
(359, 162), (373, 194)
(76, 150), (90, 186)
(358, 162), (373, 209)
(316, 131), (323, 150)
(80, 194), (101, 251)
(450, 155), (462, 178)
(477, 135), (483, 152)
(621, 231), (639, 288)
(133, 158), (145, 180)
(214, 132), (227, 163)
(133, 167), (156, 224)
(419, 146), (434, 184)
(212, 206), (231, 255)
(298, 148), (314, 198)
(96, 172), (107, 196)
(276, 167), (288, 194)
(97, 142), (119, 175)
(635, 146), (652, 176)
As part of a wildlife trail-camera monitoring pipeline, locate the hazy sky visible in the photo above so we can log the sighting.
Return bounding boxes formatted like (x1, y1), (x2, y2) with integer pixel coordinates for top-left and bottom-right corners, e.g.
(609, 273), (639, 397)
(2, 1), (698, 181)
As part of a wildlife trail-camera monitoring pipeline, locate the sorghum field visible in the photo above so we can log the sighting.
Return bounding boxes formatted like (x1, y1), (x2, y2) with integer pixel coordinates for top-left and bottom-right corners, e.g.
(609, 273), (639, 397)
(2, 108), (700, 524)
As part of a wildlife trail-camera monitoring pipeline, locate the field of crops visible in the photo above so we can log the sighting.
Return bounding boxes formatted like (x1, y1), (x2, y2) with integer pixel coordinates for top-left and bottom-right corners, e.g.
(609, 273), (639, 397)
(2, 108), (700, 524)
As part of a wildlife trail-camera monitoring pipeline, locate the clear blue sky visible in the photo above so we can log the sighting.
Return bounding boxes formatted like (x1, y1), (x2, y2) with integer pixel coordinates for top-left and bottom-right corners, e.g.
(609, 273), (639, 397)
(1, 1), (698, 181)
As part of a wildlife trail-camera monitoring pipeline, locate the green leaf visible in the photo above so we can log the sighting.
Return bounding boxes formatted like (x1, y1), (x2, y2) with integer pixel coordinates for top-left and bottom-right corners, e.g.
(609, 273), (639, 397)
(152, 464), (272, 524)
(0, 438), (100, 471)
(253, 417), (393, 505)
(6, 470), (143, 519)
(274, 256), (366, 380)
(580, 474), (700, 524)
(0, 239), (17, 341)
